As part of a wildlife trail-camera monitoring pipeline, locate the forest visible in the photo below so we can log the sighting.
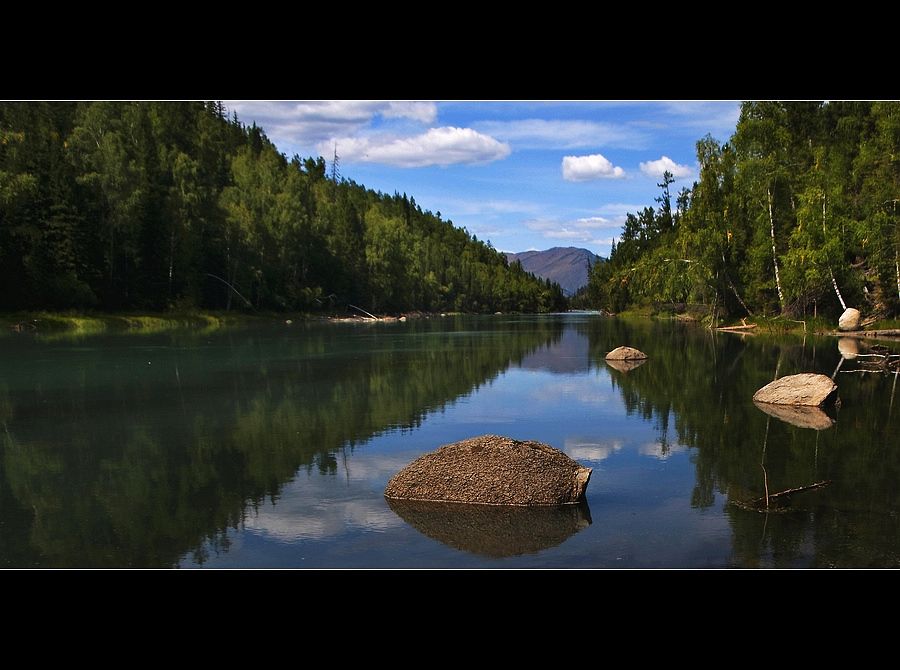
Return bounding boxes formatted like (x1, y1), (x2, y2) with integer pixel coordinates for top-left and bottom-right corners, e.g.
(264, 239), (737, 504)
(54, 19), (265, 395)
(583, 101), (900, 323)
(0, 101), (567, 317)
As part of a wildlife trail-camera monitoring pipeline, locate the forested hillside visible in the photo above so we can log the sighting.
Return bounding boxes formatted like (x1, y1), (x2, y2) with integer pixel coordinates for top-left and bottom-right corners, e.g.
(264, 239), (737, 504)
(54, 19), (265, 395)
(0, 101), (567, 316)
(586, 101), (900, 323)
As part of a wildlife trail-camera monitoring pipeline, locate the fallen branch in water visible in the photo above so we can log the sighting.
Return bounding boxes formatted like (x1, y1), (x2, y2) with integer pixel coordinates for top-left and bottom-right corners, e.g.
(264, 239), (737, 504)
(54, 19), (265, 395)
(732, 480), (833, 512)
(348, 304), (378, 320)
(841, 352), (900, 374)
(717, 317), (758, 332)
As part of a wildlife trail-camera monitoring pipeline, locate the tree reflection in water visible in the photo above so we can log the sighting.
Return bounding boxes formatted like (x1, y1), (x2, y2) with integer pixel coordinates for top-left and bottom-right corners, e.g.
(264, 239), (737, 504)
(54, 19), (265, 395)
(2, 315), (900, 568)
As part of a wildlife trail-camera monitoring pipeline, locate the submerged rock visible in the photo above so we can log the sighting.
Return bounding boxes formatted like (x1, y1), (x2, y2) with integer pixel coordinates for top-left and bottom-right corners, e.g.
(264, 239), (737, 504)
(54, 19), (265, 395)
(384, 435), (592, 506)
(752, 373), (839, 408)
(605, 346), (647, 361)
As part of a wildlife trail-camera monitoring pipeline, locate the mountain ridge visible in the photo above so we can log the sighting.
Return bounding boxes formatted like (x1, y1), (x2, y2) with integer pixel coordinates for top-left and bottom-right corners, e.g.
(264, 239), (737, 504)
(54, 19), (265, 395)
(504, 247), (601, 296)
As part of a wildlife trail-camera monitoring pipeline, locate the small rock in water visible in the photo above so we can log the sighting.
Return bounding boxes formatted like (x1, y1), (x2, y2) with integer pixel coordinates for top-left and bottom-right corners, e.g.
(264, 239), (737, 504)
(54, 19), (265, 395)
(605, 346), (647, 360)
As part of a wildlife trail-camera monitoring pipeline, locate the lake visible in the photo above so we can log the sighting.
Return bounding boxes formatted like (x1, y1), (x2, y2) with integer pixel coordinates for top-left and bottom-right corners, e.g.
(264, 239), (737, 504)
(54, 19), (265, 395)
(2, 312), (899, 569)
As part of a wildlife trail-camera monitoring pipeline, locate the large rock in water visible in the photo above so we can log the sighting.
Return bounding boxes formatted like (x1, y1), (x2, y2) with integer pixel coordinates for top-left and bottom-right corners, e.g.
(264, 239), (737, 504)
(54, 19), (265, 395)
(752, 373), (839, 407)
(384, 435), (592, 505)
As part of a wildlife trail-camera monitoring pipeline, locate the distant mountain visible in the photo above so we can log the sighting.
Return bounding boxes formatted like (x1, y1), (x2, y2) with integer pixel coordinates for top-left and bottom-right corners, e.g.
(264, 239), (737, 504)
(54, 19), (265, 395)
(505, 247), (602, 296)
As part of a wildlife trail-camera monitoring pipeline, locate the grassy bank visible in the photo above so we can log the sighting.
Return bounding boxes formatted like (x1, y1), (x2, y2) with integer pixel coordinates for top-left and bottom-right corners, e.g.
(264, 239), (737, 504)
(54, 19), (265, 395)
(0, 310), (279, 335)
(613, 304), (898, 336)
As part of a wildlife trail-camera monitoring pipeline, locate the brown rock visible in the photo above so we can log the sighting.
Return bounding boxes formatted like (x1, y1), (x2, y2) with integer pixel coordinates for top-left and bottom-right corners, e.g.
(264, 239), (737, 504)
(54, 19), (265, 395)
(752, 373), (839, 407)
(605, 346), (647, 360)
(384, 435), (592, 506)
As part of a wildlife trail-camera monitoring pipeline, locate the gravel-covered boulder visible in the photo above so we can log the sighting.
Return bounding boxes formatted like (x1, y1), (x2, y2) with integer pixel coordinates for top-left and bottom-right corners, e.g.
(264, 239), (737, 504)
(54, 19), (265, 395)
(384, 435), (592, 506)
(752, 373), (839, 407)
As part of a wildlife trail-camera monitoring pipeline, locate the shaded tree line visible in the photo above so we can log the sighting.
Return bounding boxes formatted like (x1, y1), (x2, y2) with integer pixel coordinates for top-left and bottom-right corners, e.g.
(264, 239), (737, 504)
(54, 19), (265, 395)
(0, 101), (566, 315)
(585, 101), (900, 322)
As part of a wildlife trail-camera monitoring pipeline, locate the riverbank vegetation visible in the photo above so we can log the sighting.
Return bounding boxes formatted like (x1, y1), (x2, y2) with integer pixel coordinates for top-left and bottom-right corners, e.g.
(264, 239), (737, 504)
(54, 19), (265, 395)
(8, 101), (900, 331)
(580, 102), (900, 327)
(0, 310), (246, 335)
(0, 102), (567, 319)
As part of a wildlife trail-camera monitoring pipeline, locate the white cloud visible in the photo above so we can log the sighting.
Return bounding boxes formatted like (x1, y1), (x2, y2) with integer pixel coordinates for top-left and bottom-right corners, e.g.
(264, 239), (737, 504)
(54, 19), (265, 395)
(326, 126), (511, 168)
(227, 100), (435, 130)
(524, 215), (622, 245)
(639, 156), (694, 180)
(564, 437), (624, 462)
(236, 456), (411, 542)
(477, 118), (641, 150)
(380, 101), (439, 124)
(223, 100), (440, 159)
(561, 154), (626, 182)
(448, 198), (543, 218)
(638, 440), (688, 459)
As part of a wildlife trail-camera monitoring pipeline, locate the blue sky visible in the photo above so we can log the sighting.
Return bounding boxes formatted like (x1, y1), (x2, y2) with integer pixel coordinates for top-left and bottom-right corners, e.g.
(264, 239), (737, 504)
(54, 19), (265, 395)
(223, 101), (742, 258)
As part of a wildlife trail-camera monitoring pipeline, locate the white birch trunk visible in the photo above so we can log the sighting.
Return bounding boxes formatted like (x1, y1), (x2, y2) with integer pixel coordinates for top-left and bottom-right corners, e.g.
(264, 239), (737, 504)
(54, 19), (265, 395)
(822, 193), (847, 310)
(768, 187), (785, 308)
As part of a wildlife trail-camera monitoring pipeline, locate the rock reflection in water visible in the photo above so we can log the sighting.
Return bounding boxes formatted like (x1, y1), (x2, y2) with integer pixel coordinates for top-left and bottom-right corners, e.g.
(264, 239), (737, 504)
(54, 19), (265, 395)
(752, 400), (836, 430)
(386, 498), (592, 558)
(604, 357), (647, 372)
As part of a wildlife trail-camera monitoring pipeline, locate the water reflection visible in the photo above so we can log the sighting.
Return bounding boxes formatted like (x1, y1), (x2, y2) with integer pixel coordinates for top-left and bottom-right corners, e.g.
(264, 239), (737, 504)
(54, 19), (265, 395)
(604, 357), (647, 373)
(753, 400), (836, 430)
(385, 499), (592, 558)
(3, 315), (900, 567)
(0, 317), (565, 568)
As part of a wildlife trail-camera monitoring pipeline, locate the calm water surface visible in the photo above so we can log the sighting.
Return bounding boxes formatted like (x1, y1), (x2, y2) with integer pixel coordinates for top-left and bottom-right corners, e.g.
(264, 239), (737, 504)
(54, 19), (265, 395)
(2, 313), (899, 569)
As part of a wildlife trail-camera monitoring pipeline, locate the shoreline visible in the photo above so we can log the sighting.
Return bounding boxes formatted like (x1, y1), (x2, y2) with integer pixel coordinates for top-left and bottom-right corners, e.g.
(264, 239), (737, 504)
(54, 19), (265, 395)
(0, 309), (468, 335)
(6, 309), (900, 342)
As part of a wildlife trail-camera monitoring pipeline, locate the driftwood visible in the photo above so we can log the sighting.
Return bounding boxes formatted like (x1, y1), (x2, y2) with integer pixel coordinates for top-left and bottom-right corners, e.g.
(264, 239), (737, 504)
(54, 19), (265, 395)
(717, 324), (757, 332)
(348, 304), (378, 320)
(829, 329), (900, 340)
(717, 318), (757, 333)
(732, 480), (833, 512)
(842, 352), (900, 374)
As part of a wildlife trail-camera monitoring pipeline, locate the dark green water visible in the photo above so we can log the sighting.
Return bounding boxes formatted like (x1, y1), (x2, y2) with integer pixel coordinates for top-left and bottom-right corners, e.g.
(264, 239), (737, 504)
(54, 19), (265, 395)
(2, 313), (899, 569)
